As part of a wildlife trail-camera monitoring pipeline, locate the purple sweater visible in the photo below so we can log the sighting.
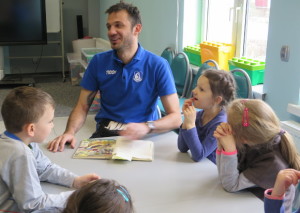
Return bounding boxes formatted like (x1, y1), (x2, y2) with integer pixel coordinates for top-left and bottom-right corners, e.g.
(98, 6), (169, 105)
(177, 109), (227, 163)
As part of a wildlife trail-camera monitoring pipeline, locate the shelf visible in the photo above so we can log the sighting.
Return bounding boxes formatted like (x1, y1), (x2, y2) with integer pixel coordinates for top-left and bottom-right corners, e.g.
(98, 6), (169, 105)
(287, 103), (300, 117)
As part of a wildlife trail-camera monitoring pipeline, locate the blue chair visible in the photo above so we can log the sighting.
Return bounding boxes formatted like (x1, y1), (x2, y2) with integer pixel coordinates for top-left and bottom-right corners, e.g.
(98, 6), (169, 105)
(161, 47), (175, 66)
(158, 52), (192, 116)
(230, 68), (253, 99)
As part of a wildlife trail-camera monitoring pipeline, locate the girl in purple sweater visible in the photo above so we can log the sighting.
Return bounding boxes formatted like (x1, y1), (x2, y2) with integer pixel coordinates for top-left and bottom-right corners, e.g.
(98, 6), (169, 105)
(177, 69), (236, 163)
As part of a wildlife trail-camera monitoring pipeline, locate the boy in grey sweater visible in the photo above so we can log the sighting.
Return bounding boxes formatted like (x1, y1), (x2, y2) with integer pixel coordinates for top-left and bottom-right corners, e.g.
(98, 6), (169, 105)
(0, 86), (100, 212)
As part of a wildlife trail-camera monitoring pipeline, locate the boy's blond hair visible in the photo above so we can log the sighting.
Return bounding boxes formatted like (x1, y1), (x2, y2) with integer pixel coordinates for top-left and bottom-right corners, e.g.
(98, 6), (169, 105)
(1, 86), (55, 133)
(227, 99), (300, 170)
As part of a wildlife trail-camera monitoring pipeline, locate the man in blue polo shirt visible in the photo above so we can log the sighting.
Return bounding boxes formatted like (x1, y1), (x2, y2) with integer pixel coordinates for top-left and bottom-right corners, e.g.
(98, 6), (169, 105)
(48, 2), (181, 152)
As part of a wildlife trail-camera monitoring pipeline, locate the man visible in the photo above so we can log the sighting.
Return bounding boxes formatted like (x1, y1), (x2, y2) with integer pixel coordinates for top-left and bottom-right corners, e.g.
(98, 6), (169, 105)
(48, 2), (181, 152)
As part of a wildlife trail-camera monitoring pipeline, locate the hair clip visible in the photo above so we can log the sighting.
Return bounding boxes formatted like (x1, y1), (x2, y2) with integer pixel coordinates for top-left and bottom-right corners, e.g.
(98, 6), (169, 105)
(241, 100), (249, 127)
(117, 186), (129, 202)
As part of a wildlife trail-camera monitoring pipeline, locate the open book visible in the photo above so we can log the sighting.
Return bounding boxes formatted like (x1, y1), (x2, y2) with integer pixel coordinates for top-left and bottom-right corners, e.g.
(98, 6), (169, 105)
(73, 137), (154, 161)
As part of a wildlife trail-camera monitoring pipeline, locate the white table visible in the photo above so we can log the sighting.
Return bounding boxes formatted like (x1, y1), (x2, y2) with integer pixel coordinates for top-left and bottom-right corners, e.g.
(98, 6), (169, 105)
(1, 115), (264, 213)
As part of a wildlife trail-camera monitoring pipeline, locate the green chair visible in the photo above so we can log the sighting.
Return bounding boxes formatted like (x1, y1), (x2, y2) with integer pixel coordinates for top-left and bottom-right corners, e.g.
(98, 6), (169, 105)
(171, 52), (192, 98)
(161, 47), (175, 66)
(158, 52), (192, 116)
(230, 68), (253, 99)
(178, 59), (219, 116)
(185, 59), (219, 98)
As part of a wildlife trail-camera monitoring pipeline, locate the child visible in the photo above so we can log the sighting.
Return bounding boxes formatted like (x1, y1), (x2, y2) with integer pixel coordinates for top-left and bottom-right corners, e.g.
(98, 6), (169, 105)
(214, 99), (300, 212)
(0, 86), (100, 212)
(63, 178), (133, 213)
(177, 69), (236, 163)
(264, 169), (300, 213)
(34, 178), (134, 213)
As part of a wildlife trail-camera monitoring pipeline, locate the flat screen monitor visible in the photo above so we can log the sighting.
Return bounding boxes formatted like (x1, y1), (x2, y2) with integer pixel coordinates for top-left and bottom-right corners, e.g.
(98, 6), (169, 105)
(0, 0), (47, 46)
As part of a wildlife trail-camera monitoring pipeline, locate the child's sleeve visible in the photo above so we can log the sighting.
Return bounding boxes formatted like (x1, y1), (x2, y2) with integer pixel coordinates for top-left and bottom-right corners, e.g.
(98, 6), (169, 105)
(180, 127), (217, 162)
(217, 150), (256, 192)
(177, 128), (189, 152)
(5, 146), (74, 212)
(33, 143), (77, 188)
(264, 189), (285, 213)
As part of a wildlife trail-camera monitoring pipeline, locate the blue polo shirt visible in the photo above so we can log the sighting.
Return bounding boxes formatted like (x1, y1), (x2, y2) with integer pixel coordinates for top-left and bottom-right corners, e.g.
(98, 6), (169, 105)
(80, 44), (176, 124)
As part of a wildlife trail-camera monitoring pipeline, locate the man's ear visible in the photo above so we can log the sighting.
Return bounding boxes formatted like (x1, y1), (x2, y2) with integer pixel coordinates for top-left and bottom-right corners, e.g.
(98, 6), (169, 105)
(133, 23), (142, 35)
(24, 123), (35, 137)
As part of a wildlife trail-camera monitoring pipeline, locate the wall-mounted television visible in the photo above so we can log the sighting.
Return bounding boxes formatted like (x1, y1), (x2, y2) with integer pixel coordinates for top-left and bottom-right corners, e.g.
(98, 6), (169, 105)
(0, 0), (47, 46)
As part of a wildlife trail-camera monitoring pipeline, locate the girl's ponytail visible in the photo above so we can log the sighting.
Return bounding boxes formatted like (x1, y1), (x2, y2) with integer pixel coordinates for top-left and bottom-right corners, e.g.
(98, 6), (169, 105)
(280, 131), (300, 170)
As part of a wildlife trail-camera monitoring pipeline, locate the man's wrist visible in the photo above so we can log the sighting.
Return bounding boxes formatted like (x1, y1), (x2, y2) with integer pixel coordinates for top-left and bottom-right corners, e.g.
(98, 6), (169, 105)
(64, 128), (76, 135)
(146, 121), (156, 133)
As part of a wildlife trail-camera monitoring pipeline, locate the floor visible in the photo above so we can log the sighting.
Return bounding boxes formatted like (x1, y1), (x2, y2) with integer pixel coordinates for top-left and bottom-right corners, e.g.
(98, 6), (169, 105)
(0, 73), (84, 121)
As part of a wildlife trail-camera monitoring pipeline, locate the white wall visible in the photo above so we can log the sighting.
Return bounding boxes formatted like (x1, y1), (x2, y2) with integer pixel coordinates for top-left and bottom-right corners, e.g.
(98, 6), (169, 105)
(98, 0), (183, 55)
(264, 0), (300, 121)
(88, 0), (101, 37)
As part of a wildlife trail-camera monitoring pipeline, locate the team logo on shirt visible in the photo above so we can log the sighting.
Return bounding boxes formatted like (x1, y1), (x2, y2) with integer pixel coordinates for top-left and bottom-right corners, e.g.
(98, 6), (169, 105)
(106, 70), (117, 75)
(133, 71), (142, 82)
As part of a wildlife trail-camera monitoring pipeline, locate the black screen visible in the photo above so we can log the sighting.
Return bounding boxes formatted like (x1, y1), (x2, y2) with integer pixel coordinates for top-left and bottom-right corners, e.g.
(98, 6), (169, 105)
(0, 0), (47, 46)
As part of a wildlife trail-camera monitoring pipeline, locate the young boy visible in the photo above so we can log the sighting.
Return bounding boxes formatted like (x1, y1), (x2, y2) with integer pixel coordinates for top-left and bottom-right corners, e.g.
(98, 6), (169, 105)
(0, 86), (100, 212)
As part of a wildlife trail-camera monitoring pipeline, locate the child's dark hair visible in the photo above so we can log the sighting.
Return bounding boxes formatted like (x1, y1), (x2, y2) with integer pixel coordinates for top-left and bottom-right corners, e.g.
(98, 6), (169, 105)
(201, 69), (236, 107)
(1, 86), (55, 133)
(106, 2), (142, 28)
(63, 179), (134, 213)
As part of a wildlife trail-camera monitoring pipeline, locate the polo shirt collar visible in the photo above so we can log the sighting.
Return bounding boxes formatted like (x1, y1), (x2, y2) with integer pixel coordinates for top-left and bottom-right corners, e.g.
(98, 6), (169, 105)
(112, 43), (144, 63)
(4, 130), (22, 142)
(4, 130), (33, 149)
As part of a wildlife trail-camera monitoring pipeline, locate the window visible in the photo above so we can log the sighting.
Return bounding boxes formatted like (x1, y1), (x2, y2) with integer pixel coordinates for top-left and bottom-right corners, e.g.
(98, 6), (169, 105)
(205, 0), (235, 44)
(243, 0), (271, 61)
(183, 0), (271, 61)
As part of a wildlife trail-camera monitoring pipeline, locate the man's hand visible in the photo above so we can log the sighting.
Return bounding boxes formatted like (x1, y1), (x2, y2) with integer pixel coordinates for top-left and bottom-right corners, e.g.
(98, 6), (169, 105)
(47, 133), (76, 152)
(119, 123), (149, 140)
(73, 173), (101, 189)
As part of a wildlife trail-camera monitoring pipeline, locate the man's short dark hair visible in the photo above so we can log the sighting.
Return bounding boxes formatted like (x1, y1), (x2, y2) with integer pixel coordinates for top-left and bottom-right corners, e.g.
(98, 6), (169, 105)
(106, 2), (142, 28)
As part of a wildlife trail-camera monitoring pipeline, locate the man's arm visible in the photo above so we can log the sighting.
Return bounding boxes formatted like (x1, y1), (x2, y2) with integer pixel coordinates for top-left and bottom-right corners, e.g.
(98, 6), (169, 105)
(152, 93), (182, 133)
(47, 88), (97, 152)
(120, 93), (181, 139)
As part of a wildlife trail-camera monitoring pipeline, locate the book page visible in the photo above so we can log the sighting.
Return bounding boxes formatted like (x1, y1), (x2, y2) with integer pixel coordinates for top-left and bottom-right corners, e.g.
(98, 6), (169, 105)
(73, 138), (116, 159)
(112, 138), (134, 161)
(113, 138), (153, 161)
(131, 140), (154, 161)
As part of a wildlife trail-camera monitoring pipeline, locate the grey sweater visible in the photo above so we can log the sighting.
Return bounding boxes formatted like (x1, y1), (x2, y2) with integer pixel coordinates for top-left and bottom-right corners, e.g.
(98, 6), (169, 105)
(216, 136), (295, 213)
(0, 132), (77, 212)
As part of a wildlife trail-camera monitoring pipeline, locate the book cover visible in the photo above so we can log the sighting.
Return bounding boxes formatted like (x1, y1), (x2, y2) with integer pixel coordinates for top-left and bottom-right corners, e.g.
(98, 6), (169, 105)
(73, 137), (154, 161)
(72, 138), (116, 159)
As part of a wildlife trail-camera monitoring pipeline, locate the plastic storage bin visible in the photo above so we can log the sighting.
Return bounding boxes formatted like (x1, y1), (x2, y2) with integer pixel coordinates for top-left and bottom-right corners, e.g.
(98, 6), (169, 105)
(228, 57), (265, 86)
(81, 48), (106, 64)
(67, 53), (84, 86)
(183, 45), (201, 66)
(200, 41), (235, 70)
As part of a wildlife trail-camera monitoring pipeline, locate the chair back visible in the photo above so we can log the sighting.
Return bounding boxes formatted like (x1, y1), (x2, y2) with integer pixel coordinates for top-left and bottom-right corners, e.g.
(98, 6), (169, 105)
(230, 68), (253, 99)
(171, 52), (192, 98)
(161, 47), (175, 66)
(187, 59), (219, 98)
